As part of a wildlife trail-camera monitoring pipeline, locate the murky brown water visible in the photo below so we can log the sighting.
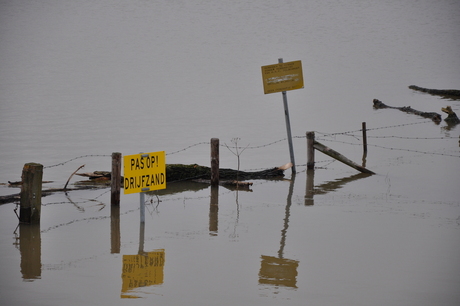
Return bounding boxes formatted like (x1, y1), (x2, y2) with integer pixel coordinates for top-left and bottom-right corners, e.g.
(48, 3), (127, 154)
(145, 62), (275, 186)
(1, 0), (460, 305)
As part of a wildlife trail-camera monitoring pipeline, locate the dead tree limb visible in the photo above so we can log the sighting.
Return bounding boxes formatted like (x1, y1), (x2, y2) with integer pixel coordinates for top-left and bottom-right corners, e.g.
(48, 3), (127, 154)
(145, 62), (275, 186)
(64, 164), (85, 190)
(409, 85), (460, 99)
(373, 99), (442, 123)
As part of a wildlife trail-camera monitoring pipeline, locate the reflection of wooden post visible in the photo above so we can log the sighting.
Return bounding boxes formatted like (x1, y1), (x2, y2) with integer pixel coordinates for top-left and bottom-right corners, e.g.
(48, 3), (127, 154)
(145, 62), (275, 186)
(305, 169), (314, 206)
(307, 131), (315, 170)
(19, 223), (41, 280)
(111, 204), (121, 254)
(20, 163), (43, 224)
(211, 138), (219, 186)
(111, 152), (121, 206)
(209, 186), (219, 235)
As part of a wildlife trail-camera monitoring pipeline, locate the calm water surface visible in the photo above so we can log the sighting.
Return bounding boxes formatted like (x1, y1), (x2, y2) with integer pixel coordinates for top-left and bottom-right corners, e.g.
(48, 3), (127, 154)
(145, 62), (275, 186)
(1, 0), (459, 305)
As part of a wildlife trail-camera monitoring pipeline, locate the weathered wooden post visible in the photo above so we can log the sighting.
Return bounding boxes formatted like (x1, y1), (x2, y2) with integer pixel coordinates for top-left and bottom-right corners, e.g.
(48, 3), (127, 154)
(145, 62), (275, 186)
(111, 152), (122, 206)
(362, 122), (368, 167)
(307, 131), (315, 170)
(211, 138), (219, 186)
(362, 122), (368, 154)
(313, 141), (375, 174)
(19, 163), (43, 224)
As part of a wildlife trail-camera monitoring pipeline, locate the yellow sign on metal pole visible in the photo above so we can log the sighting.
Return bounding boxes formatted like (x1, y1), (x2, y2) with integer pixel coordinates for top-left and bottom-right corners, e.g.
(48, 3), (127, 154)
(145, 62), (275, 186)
(261, 60), (304, 94)
(123, 151), (166, 194)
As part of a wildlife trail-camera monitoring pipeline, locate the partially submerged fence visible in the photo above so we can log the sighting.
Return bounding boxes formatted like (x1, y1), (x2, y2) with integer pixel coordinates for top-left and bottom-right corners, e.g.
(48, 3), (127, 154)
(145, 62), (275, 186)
(7, 120), (460, 223)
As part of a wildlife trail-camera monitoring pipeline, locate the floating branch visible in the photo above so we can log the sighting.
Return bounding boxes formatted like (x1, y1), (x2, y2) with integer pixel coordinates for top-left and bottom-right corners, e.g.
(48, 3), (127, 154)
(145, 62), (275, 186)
(373, 99), (442, 123)
(409, 85), (460, 99)
(441, 106), (460, 124)
(75, 163), (291, 183)
(165, 163), (290, 182)
(64, 164), (85, 190)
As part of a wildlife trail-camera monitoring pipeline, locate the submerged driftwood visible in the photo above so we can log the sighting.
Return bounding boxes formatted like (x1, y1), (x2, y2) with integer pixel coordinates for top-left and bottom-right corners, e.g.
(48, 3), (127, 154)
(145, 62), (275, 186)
(1, 164), (290, 204)
(409, 85), (460, 99)
(373, 99), (442, 123)
(166, 163), (291, 182)
(76, 163), (291, 183)
(441, 106), (460, 124)
(0, 185), (102, 204)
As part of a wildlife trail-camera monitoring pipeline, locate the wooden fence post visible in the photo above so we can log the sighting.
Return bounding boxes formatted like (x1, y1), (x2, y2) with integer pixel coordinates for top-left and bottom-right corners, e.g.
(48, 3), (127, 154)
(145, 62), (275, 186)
(111, 152), (121, 206)
(307, 131), (315, 170)
(19, 163), (43, 224)
(362, 122), (368, 154)
(211, 138), (219, 186)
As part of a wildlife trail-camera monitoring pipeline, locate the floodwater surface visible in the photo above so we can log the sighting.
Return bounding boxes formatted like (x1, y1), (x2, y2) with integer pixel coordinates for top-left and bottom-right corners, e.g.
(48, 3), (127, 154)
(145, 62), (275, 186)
(0, 0), (459, 305)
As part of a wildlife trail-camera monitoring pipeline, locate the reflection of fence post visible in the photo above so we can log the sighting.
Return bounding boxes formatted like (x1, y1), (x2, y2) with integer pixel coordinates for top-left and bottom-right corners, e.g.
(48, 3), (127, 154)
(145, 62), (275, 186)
(19, 224), (41, 280)
(20, 163), (43, 224)
(305, 169), (314, 206)
(111, 152), (121, 206)
(209, 186), (219, 235)
(111, 204), (121, 254)
(211, 138), (219, 186)
(307, 132), (315, 170)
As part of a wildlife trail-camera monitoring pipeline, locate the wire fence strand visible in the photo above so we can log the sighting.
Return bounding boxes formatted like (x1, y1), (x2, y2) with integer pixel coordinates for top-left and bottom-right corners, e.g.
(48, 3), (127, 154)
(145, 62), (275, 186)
(41, 120), (459, 171)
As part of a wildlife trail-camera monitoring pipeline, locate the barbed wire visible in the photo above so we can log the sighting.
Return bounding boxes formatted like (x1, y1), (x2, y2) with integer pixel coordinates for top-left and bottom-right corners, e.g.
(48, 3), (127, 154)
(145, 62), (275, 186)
(38, 120), (458, 171)
(166, 142), (209, 155)
(334, 133), (456, 140)
(314, 120), (433, 137)
(316, 137), (460, 158)
(44, 154), (110, 169)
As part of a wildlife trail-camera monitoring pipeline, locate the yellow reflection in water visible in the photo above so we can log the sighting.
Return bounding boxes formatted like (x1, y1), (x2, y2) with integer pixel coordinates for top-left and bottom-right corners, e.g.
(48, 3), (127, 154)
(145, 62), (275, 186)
(259, 255), (298, 288)
(121, 249), (165, 298)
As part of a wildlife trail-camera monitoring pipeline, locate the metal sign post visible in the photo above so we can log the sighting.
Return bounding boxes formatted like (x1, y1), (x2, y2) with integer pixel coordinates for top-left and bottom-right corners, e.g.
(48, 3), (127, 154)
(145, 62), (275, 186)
(279, 58), (296, 174)
(140, 191), (145, 223)
(261, 59), (303, 175)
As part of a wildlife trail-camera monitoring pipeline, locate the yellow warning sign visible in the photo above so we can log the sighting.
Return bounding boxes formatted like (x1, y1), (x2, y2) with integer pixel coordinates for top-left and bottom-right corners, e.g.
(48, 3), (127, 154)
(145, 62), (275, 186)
(123, 151), (166, 194)
(261, 60), (304, 94)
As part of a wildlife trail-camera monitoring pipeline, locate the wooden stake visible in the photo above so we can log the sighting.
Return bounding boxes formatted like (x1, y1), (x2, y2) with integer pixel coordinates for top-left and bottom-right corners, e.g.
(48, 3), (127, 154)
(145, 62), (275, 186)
(313, 141), (375, 174)
(307, 131), (315, 170)
(19, 163), (43, 224)
(111, 152), (121, 206)
(211, 138), (219, 186)
(362, 122), (368, 154)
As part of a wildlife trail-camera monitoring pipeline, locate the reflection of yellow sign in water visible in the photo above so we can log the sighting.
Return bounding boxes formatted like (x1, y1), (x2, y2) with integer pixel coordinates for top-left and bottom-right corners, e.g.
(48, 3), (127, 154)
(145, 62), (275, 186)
(259, 255), (299, 288)
(261, 60), (304, 94)
(123, 151), (166, 194)
(121, 250), (165, 298)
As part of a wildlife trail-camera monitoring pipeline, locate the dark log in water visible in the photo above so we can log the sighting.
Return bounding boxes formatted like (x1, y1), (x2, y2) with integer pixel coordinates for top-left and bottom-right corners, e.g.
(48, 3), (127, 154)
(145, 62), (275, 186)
(373, 99), (442, 123)
(164, 163), (291, 182)
(1, 164), (291, 205)
(409, 85), (460, 99)
(76, 163), (291, 182)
